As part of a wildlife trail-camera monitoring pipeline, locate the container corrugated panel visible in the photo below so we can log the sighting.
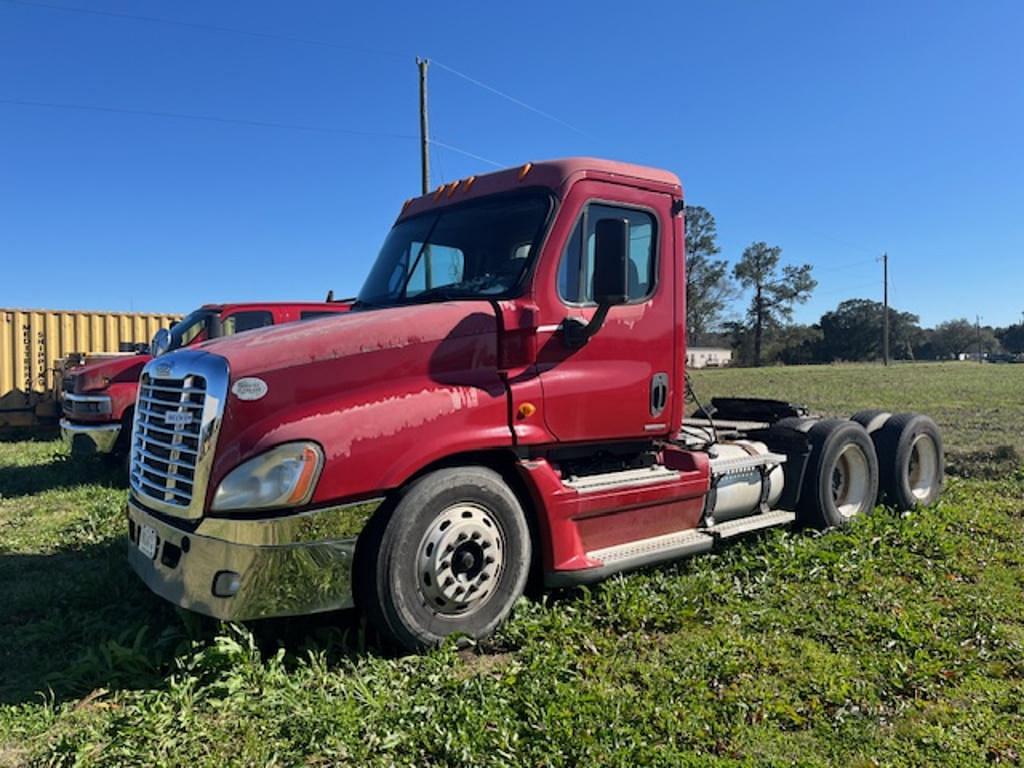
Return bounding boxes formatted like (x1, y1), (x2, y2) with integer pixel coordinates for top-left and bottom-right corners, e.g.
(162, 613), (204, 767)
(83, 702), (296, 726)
(0, 308), (181, 428)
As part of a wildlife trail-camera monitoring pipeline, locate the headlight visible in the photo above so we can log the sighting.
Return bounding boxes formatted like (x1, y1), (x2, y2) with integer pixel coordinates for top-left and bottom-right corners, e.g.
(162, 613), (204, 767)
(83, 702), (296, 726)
(211, 442), (324, 512)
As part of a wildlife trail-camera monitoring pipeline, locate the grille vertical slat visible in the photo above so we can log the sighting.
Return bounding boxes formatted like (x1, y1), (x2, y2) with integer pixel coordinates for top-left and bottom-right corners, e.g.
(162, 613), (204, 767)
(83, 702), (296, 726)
(130, 373), (207, 509)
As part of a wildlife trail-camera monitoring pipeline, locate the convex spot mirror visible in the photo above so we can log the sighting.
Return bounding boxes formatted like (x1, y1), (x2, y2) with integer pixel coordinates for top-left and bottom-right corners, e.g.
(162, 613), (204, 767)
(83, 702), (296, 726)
(150, 328), (171, 357)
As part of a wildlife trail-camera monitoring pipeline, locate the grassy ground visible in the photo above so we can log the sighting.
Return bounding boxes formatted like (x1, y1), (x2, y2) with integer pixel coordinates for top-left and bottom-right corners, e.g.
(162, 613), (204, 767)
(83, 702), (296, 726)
(1, 362), (1022, 766)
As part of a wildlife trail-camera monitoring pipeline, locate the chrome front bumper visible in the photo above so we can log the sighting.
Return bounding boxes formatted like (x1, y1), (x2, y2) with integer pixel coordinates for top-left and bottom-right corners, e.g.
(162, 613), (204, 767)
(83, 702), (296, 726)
(61, 418), (121, 454)
(126, 496), (382, 621)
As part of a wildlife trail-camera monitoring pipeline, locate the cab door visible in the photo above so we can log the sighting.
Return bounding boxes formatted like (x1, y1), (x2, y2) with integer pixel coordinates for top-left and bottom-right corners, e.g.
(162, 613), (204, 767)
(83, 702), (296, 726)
(534, 180), (678, 443)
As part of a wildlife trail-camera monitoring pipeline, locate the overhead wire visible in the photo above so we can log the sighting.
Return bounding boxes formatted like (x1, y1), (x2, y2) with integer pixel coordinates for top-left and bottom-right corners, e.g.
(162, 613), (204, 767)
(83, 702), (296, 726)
(429, 58), (592, 139)
(0, 97), (504, 168)
(0, 96), (419, 140)
(0, 0), (406, 60)
(2, 1), (561, 171)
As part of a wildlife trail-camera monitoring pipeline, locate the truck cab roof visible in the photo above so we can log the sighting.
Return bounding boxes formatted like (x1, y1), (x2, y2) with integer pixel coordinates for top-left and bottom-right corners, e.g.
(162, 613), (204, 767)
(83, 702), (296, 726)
(399, 157), (683, 222)
(197, 300), (353, 314)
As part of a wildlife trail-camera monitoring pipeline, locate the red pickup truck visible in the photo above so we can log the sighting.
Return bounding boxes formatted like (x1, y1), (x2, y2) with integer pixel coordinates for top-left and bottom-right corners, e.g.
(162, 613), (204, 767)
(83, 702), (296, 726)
(125, 158), (944, 651)
(61, 301), (350, 460)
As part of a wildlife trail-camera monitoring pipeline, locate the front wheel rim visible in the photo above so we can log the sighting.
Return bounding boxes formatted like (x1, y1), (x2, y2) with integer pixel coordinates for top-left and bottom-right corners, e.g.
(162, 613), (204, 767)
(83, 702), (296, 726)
(416, 502), (504, 615)
(832, 443), (872, 518)
(908, 434), (940, 501)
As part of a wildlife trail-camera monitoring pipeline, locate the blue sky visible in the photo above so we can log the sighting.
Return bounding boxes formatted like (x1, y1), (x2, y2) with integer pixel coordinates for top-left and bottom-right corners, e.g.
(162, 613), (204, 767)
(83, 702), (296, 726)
(2, 0), (1022, 328)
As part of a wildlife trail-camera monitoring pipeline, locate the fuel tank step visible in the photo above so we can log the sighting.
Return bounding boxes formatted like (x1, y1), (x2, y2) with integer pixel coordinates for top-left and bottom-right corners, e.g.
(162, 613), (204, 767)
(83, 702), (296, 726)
(587, 527), (714, 568)
(545, 509), (797, 588)
(708, 451), (788, 478)
(708, 509), (796, 539)
(562, 465), (681, 494)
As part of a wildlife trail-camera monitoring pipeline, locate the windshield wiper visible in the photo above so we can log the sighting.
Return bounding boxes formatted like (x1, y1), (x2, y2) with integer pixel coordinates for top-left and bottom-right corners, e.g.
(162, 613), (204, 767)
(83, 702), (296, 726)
(403, 286), (467, 304)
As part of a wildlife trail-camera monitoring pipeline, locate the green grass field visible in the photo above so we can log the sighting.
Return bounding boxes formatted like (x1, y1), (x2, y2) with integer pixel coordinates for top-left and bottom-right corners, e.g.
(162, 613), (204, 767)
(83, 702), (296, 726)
(1, 362), (1023, 767)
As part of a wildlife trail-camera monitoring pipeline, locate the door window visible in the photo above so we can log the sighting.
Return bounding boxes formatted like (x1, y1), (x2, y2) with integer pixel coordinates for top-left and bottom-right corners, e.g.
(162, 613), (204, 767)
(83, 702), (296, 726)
(222, 310), (274, 335)
(557, 204), (656, 304)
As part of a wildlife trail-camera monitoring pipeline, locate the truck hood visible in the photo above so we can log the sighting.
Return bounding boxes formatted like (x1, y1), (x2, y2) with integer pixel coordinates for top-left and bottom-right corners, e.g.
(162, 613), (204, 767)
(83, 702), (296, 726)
(70, 354), (152, 392)
(198, 302), (498, 378)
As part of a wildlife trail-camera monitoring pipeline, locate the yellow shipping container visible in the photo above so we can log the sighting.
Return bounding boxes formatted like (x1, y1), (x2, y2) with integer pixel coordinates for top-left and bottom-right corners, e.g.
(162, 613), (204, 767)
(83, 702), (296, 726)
(0, 307), (181, 428)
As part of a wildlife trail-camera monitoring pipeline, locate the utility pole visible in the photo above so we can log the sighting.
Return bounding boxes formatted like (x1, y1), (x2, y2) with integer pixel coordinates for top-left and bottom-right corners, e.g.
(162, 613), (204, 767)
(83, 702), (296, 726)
(976, 315), (983, 363)
(882, 252), (890, 366)
(417, 57), (430, 195)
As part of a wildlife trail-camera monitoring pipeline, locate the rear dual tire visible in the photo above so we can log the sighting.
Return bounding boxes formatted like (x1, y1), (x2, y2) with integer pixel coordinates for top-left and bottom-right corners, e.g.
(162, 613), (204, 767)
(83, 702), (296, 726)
(875, 413), (944, 509)
(798, 419), (880, 529)
(851, 410), (944, 509)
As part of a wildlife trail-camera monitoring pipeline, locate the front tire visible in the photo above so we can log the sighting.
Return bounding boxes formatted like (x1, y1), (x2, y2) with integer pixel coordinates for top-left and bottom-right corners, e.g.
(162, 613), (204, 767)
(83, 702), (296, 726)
(356, 466), (532, 652)
(799, 419), (880, 529)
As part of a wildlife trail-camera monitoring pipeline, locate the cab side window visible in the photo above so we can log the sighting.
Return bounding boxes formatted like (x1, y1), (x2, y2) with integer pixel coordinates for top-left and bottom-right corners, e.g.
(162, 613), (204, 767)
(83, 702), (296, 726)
(557, 203), (656, 304)
(222, 310), (274, 335)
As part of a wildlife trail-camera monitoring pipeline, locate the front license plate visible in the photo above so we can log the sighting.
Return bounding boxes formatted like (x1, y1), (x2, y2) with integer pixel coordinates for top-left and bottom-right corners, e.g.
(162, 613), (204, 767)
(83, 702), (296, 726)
(139, 525), (158, 560)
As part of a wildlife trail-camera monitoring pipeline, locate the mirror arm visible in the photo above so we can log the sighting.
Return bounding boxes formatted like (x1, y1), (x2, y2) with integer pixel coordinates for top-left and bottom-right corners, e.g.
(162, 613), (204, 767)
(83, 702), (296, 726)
(561, 303), (611, 349)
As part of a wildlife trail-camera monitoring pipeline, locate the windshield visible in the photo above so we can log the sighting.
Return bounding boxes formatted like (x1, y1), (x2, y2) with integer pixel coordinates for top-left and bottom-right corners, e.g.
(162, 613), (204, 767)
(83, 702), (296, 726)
(357, 191), (551, 307)
(167, 310), (214, 350)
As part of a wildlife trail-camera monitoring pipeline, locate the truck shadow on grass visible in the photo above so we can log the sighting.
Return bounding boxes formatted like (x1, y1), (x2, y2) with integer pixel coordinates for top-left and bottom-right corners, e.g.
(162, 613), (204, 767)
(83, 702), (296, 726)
(0, 538), (372, 706)
(0, 454), (127, 500)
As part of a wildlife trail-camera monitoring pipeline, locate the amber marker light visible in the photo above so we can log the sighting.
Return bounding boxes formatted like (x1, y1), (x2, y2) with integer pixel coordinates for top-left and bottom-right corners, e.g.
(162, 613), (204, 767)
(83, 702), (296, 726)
(447, 180), (461, 197)
(518, 162), (533, 181)
(433, 185), (446, 201)
(286, 444), (323, 505)
(464, 175), (476, 192)
(517, 402), (537, 420)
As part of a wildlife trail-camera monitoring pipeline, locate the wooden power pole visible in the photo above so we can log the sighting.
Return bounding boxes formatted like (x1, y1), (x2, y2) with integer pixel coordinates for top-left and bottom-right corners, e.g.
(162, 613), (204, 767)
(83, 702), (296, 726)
(417, 57), (430, 195)
(882, 252), (890, 366)
(976, 314), (983, 363)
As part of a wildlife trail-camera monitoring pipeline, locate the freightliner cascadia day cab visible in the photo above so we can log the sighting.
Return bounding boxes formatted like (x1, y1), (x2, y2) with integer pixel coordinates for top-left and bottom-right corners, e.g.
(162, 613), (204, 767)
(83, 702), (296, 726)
(60, 301), (351, 461)
(125, 159), (944, 651)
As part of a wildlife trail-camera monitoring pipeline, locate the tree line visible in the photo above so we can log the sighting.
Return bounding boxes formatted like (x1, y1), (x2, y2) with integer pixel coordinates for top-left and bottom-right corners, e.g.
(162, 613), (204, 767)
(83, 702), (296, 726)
(685, 205), (1024, 367)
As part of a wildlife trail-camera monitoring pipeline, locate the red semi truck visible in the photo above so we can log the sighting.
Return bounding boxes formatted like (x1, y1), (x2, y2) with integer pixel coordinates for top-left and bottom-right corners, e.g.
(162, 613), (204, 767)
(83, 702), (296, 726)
(61, 301), (350, 459)
(125, 158), (943, 651)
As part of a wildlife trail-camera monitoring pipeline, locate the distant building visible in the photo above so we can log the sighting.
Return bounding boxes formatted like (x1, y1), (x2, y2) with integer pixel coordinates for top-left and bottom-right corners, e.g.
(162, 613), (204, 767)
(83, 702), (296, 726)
(687, 346), (733, 369)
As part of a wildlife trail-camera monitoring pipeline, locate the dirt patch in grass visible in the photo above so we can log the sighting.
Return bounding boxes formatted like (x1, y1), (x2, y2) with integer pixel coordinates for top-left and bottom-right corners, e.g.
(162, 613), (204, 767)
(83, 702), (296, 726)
(947, 445), (1022, 480)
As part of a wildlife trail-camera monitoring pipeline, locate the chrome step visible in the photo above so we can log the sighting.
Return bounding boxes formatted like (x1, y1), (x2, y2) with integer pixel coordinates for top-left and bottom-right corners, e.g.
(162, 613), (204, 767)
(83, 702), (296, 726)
(546, 510), (796, 588)
(588, 527), (714, 567)
(709, 510), (796, 539)
(708, 452), (787, 478)
(563, 465), (681, 494)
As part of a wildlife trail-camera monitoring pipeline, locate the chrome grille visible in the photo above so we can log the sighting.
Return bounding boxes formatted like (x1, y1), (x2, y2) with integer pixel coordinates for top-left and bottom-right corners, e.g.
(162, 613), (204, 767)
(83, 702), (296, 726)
(129, 349), (229, 519)
(131, 374), (205, 507)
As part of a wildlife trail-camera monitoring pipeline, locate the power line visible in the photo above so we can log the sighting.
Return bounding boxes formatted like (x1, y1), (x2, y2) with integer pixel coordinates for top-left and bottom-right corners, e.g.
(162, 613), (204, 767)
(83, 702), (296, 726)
(4, 1), (587, 142)
(430, 138), (504, 169)
(810, 257), (879, 274)
(0, 96), (418, 140)
(0, 0), (405, 60)
(2, 95), (505, 172)
(812, 280), (881, 299)
(430, 58), (591, 138)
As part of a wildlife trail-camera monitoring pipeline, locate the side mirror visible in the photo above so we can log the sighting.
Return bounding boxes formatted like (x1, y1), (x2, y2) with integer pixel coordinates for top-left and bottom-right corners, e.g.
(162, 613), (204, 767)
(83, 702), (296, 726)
(150, 328), (171, 357)
(562, 217), (631, 349)
(592, 217), (630, 306)
(208, 314), (224, 339)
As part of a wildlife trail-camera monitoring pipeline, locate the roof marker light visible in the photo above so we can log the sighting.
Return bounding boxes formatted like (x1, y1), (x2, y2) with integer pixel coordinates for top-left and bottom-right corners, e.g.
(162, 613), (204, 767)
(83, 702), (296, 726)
(447, 180), (461, 197)
(433, 185), (445, 201)
(464, 175), (476, 192)
(518, 162), (533, 181)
